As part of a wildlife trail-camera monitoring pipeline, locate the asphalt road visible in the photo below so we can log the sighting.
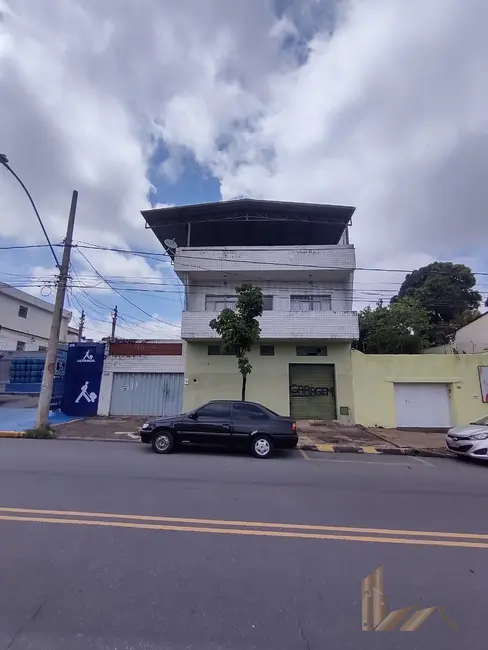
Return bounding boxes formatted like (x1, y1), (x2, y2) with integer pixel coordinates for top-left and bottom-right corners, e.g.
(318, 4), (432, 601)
(0, 440), (487, 649)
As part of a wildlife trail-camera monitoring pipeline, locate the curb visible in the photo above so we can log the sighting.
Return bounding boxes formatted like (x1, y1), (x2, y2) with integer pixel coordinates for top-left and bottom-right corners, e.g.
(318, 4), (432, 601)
(0, 433), (451, 457)
(298, 443), (451, 458)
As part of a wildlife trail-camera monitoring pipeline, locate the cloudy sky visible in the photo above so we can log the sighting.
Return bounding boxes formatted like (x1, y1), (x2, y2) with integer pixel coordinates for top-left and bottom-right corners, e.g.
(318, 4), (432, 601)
(1, 0), (487, 339)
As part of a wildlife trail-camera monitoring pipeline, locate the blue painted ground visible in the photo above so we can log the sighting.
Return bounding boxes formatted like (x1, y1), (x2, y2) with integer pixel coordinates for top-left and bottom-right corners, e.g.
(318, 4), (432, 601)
(0, 408), (80, 432)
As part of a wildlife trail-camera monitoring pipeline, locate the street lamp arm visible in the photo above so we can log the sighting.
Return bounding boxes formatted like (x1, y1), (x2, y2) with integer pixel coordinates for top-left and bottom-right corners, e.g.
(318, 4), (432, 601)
(0, 153), (61, 269)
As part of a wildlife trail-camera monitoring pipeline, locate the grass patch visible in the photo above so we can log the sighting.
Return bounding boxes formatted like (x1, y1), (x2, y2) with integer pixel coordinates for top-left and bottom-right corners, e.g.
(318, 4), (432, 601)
(24, 427), (54, 439)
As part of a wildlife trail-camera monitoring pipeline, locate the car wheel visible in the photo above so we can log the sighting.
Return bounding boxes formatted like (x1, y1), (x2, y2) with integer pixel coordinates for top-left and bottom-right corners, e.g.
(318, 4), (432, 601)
(251, 435), (273, 459)
(152, 430), (175, 454)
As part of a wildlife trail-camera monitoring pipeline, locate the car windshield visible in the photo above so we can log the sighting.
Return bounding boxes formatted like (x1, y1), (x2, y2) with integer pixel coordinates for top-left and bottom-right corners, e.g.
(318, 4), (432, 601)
(470, 415), (488, 426)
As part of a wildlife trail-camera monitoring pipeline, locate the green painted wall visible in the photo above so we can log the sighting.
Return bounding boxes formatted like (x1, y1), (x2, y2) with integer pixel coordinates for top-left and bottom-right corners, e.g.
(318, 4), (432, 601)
(183, 341), (354, 423)
(352, 350), (488, 428)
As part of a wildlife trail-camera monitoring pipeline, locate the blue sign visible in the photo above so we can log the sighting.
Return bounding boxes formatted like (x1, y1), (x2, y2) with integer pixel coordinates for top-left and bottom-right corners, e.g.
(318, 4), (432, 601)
(61, 343), (105, 416)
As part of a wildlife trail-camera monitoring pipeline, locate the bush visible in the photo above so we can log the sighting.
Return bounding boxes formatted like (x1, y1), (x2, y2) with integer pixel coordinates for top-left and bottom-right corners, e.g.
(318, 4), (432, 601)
(23, 427), (54, 439)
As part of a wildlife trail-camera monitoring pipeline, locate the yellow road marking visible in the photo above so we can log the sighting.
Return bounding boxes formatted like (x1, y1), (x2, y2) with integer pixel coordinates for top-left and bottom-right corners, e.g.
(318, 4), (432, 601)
(362, 446), (379, 454)
(1, 506), (488, 542)
(0, 431), (23, 437)
(1, 514), (488, 549)
(315, 443), (335, 452)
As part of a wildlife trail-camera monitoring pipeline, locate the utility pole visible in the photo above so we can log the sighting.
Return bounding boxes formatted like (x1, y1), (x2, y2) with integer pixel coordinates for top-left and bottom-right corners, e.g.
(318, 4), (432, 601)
(36, 190), (78, 429)
(111, 305), (118, 339)
(78, 310), (85, 342)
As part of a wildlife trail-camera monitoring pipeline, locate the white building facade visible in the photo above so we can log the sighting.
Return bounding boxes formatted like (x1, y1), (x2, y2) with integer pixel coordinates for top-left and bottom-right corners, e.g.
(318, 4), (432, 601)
(143, 199), (359, 422)
(0, 283), (71, 352)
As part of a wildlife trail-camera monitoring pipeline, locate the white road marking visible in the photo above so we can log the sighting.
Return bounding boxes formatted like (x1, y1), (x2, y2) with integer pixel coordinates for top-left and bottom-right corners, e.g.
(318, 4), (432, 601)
(114, 431), (140, 440)
(411, 455), (435, 467)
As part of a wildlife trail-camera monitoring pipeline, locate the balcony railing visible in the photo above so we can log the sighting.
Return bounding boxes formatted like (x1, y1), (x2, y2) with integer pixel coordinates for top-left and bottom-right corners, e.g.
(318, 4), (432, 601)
(174, 245), (355, 275)
(181, 310), (359, 340)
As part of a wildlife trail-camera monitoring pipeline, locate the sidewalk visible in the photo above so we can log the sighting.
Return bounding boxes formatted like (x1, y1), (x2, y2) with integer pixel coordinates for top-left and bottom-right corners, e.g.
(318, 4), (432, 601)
(1, 414), (451, 457)
(297, 421), (450, 457)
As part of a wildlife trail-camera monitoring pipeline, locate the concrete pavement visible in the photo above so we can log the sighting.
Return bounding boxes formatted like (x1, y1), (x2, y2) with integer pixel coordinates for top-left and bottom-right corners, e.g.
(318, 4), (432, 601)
(0, 440), (487, 649)
(9, 415), (452, 456)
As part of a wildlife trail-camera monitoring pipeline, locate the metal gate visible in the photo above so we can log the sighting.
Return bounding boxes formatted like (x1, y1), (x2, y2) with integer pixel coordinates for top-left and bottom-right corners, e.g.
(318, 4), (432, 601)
(289, 364), (336, 420)
(109, 372), (183, 416)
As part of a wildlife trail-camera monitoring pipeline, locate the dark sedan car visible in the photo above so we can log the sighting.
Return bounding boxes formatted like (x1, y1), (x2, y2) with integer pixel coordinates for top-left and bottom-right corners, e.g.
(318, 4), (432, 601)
(140, 400), (298, 459)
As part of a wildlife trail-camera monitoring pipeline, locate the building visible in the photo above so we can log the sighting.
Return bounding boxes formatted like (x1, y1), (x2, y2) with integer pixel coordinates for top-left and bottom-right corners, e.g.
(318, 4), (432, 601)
(98, 340), (185, 416)
(67, 325), (82, 343)
(142, 199), (359, 422)
(424, 312), (488, 355)
(352, 350), (488, 429)
(0, 282), (72, 352)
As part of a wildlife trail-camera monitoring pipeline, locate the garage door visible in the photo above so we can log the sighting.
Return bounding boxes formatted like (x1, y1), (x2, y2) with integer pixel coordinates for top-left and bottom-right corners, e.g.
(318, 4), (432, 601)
(394, 383), (451, 428)
(110, 373), (183, 416)
(289, 364), (336, 420)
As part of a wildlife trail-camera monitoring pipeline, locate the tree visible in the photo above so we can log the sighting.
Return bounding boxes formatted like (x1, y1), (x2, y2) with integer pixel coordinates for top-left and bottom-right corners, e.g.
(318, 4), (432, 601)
(209, 284), (263, 400)
(357, 297), (430, 354)
(393, 262), (481, 346)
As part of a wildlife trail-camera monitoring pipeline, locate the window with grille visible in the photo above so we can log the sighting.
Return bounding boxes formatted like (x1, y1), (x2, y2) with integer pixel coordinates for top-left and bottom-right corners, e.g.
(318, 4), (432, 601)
(205, 294), (274, 311)
(207, 345), (233, 356)
(296, 346), (327, 356)
(205, 295), (237, 311)
(290, 295), (331, 312)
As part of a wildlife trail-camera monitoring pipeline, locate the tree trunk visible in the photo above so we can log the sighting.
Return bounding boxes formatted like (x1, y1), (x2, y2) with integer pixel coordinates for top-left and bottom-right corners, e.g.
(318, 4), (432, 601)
(241, 373), (247, 401)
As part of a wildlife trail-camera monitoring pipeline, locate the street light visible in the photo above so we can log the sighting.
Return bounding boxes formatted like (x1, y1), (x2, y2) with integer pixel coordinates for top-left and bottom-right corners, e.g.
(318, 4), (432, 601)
(0, 152), (60, 268)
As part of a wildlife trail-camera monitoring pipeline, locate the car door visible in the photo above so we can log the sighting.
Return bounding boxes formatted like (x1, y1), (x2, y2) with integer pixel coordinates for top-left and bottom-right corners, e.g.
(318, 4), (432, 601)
(231, 402), (270, 448)
(186, 401), (233, 447)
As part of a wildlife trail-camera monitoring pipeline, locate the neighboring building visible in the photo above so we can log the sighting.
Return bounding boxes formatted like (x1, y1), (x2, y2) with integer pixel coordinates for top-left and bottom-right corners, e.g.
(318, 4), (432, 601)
(98, 340), (185, 416)
(0, 282), (72, 352)
(423, 312), (488, 355)
(67, 325), (82, 343)
(142, 199), (359, 422)
(352, 350), (488, 429)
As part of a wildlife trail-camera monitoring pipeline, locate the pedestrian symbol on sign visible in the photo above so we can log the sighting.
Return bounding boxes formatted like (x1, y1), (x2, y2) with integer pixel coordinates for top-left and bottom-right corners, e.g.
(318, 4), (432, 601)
(75, 381), (98, 404)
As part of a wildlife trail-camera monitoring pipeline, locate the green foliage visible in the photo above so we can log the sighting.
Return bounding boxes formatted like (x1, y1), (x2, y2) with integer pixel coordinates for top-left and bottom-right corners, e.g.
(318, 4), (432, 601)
(209, 284), (263, 400)
(393, 262), (481, 346)
(24, 427), (54, 439)
(357, 298), (430, 354)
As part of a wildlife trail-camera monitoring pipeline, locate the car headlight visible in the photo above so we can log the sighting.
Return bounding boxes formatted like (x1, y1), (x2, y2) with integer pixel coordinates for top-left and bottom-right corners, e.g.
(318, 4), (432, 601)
(141, 423), (150, 430)
(468, 433), (488, 440)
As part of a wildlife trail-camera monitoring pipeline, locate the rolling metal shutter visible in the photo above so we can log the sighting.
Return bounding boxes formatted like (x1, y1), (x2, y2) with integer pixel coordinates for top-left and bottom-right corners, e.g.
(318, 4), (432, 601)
(289, 364), (336, 420)
(109, 373), (183, 416)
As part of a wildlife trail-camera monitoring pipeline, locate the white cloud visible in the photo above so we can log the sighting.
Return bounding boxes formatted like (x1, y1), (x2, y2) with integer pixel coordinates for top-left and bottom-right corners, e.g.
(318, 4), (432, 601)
(1, 0), (488, 323)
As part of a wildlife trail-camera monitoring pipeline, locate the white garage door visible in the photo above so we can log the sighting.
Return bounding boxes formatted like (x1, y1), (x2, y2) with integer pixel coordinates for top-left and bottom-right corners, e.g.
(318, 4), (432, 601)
(394, 383), (452, 428)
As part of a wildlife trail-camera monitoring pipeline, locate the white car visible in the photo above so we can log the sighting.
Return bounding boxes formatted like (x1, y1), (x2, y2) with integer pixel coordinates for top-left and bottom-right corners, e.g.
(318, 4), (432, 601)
(446, 415), (488, 459)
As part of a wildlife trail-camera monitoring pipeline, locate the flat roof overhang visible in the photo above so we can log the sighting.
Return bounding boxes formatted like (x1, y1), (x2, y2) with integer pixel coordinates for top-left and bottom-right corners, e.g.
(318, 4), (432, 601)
(142, 198), (355, 259)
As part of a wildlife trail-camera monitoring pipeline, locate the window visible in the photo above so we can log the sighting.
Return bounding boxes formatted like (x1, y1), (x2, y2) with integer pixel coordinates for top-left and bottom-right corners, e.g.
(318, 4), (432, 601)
(207, 345), (233, 356)
(296, 346), (327, 356)
(196, 402), (231, 419)
(205, 295), (237, 311)
(205, 294), (273, 311)
(290, 295), (331, 312)
(233, 402), (268, 420)
(260, 345), (275, 356)
(263, 295), (273, 311)
(16, 341), (26, 351)
(38, 346), (47, 352)
(18, 306), (28, 318)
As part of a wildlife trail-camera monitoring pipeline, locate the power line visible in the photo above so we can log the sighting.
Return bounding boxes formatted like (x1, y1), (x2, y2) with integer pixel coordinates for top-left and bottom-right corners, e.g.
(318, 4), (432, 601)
(1, 238), (487, 277)
(0, 154), (60, 268)
(76, 249), (180, 329)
